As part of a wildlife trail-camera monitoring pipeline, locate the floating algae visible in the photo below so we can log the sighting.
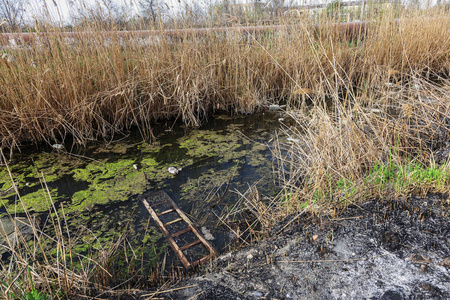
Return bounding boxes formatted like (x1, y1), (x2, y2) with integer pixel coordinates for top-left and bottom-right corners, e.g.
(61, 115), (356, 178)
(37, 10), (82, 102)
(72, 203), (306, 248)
(0, 112), (282, 272)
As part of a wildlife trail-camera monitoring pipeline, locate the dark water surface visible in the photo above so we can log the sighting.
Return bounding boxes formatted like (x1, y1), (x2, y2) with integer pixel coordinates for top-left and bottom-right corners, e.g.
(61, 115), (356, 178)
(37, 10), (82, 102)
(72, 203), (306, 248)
(0, 112), (284, 269)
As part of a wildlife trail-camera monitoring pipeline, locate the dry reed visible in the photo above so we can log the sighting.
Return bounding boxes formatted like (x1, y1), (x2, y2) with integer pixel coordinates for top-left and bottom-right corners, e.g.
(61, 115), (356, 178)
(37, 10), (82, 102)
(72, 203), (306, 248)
(0, 7), (448, 155)
(271, 73), (450, 219)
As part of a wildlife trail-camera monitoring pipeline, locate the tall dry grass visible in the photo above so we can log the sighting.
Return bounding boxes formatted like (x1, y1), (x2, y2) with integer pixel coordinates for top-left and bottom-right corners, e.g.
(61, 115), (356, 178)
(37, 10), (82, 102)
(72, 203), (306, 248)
(203, 8), (450, 229)
(238, 66), (450, 233)
(0, 7), (448, 155)
(1, 5), (450, 298)
(272, 76), (450, 214)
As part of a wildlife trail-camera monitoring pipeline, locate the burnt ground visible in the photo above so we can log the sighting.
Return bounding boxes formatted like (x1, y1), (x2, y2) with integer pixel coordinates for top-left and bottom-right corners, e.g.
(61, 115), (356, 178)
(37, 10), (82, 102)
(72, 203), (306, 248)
(163, 194), (450, 300)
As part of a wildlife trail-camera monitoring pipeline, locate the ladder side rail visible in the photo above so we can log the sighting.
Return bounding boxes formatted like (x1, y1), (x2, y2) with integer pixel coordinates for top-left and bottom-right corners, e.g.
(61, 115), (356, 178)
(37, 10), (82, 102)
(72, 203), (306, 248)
(165, 197), (218, 257)
(141, 198), (191, 269)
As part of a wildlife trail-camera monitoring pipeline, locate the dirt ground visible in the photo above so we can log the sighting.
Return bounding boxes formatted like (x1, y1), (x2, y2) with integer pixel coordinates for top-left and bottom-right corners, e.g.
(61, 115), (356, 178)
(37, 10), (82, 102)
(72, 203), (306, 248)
(163, 194), (449, 300)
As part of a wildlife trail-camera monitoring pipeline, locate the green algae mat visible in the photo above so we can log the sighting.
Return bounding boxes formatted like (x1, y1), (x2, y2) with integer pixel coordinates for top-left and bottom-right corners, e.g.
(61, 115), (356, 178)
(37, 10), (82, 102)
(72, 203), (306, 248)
(0, 113), (282, 271)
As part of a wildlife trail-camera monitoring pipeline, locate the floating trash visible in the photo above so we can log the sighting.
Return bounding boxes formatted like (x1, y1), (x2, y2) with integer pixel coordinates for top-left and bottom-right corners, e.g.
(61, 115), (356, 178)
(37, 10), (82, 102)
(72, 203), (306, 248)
(201, 227), (215, 241)
(268, 104), (286, 111)
(168, 166), (180, 175)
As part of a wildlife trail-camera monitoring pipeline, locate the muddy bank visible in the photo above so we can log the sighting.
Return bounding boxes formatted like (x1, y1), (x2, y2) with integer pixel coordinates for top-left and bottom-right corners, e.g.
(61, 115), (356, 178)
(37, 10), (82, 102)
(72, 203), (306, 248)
(164, 194), (449, 300)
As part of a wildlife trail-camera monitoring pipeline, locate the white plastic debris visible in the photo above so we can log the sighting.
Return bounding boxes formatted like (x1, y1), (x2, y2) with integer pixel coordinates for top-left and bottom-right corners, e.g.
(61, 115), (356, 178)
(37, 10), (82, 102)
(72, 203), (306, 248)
(167, 166), (180, 175)
(269, 104), (286, 111)
(51, 144), (64, 150)
(201, 227), (215, 241)
(133, 164), (138, 170)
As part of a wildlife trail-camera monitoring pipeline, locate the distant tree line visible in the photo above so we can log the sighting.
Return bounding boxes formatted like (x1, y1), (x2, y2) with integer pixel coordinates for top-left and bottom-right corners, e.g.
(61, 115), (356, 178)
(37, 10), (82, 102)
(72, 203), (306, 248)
(0, 0), (27, 30)
(1, 0), (449, 32)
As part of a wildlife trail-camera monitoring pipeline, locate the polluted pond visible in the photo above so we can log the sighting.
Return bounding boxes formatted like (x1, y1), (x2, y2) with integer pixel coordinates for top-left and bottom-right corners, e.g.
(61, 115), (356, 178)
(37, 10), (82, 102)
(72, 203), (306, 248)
(0, 112), (285, 281)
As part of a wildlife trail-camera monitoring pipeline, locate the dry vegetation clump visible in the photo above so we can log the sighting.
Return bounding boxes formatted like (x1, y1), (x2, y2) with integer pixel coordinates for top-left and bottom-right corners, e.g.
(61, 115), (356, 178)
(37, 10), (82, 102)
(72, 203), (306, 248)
(0, 8), (449, 155)
(231, 76), (450, 232)
(271, 76), (450, 221)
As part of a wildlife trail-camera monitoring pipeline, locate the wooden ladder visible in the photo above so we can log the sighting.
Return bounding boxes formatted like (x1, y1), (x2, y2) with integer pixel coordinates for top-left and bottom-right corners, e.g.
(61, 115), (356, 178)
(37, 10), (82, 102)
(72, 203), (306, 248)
(141, 191), (218, 269)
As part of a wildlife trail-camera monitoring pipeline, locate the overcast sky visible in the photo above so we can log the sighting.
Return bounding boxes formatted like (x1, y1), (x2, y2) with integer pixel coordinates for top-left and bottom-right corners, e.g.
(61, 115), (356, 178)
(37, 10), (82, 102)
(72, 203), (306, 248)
(26, 0), (189, 23)
(26, 0), (443, 24)
(26, 0), (347, 23)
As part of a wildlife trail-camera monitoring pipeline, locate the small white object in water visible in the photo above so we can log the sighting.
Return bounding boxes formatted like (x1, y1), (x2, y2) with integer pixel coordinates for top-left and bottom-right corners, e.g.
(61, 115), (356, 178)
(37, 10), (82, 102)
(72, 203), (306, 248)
(133, 164), (138, 170)
(167, 166), (180, 175)
(52, 144), (64, 150)
(201, 227), (215, 241)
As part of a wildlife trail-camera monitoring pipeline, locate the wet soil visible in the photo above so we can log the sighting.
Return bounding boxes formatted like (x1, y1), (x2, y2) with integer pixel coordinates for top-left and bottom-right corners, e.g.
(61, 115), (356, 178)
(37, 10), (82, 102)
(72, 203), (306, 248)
(162, 194), (450, 300)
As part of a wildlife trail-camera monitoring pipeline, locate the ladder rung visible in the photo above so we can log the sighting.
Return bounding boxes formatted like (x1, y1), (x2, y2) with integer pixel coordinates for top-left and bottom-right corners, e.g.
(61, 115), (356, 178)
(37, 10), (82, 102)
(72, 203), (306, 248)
(171, 227), (191, 237)
(157, 208), (175, 217)
(163, 218), (183, 226)
(142, 191), (218, 270)
(191, 255), (212, 267)
(150, 200), (167, 207)
(180, 239), (202, 251)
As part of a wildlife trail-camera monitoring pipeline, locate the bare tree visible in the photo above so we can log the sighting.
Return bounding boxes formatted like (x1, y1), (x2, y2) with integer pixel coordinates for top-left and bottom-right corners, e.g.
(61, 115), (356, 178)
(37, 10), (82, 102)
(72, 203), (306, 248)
(265, 0), (285, 17)
(139, 0), (160, 23)
(68, 0), (130, 29)
(0, 0), (26, 30)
